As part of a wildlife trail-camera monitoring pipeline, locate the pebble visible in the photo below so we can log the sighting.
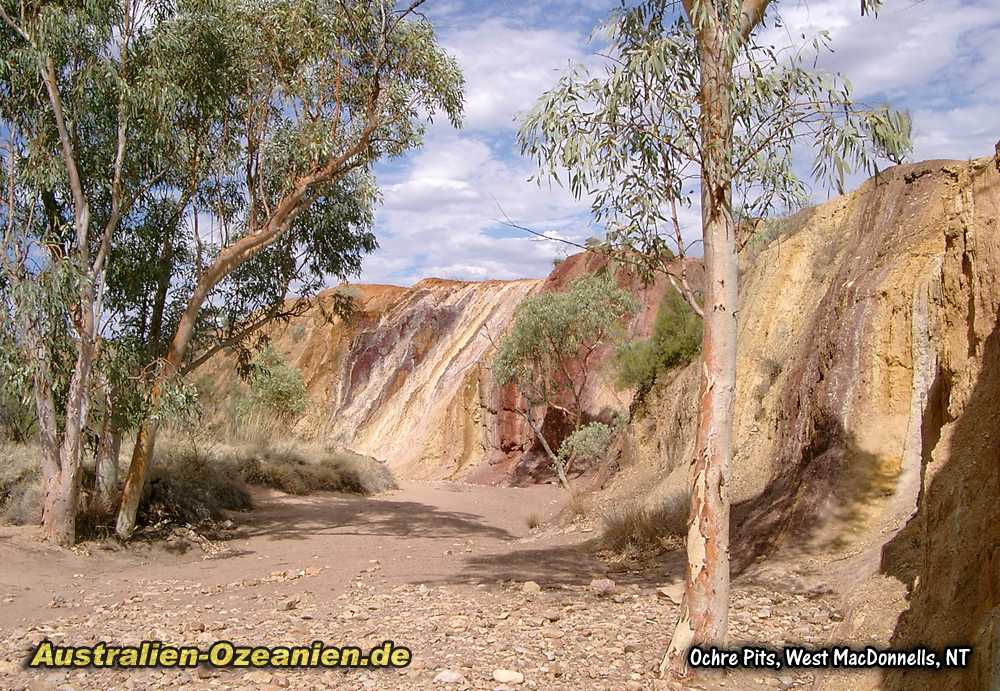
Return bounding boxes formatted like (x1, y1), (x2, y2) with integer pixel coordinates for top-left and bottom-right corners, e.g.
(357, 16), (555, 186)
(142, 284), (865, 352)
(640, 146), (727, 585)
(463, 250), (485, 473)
(492, 669), (524, 685)
(433, 669), (467, 685)
(589, 578), (617, 596)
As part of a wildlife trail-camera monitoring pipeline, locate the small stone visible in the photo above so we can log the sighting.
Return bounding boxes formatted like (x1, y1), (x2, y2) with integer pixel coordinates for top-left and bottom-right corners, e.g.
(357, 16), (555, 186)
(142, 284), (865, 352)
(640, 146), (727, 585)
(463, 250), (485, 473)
(808, 610), (828, 625)
(521, 581), (541, 594)
(542, 609), (561, 622)
(244, 670), (272, 684)
(492, 669), (524, 685)
(589, 578), (616, 596)
(282, 597), (300, 611)
(433, 669), (467, 685)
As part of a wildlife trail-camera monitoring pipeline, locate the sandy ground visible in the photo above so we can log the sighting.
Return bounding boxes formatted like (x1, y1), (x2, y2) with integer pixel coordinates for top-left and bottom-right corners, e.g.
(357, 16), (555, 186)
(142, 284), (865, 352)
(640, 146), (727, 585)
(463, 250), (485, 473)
(1, 482), (856, 690)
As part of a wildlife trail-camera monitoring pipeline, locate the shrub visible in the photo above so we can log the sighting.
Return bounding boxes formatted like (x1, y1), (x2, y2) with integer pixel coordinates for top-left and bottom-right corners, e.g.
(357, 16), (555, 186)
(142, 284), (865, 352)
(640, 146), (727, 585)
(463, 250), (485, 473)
(237, 348), (308, 431)
(216, 440), (397, 496)
(600, 490), (689, 555)
(558, 422), (612, 470)
(615, 289), (701, 396)
(141, 451), (254, 526)
(0, 442), (44, 525)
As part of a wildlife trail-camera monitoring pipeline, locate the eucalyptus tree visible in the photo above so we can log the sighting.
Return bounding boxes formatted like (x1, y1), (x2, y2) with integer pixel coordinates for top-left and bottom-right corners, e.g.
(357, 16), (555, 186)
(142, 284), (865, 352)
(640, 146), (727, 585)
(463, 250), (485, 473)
(519, 0), (910, 677)
(113, 0), (464, 538)
(0, 0), (205, 544)
(493, 275), (637, 489)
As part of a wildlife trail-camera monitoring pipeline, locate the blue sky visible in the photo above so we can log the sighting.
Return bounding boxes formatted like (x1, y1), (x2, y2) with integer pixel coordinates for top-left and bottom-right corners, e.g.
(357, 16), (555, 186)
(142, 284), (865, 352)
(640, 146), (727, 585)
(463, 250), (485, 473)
(360, 0), (1000, 286)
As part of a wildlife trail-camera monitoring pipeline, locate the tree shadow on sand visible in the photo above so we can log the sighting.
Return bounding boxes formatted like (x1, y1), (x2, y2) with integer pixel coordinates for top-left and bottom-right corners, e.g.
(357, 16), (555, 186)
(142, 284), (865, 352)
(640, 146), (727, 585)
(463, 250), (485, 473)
(232, 492), (516, 543)
(429, 535), (688, 589)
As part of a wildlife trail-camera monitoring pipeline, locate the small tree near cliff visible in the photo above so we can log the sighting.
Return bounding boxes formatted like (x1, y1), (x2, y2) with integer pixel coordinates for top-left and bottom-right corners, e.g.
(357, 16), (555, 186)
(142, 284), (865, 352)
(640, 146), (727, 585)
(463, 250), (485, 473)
(616, 288), (702, 398)
(493, 274), (637, 489)
(520, 0), (910, 677)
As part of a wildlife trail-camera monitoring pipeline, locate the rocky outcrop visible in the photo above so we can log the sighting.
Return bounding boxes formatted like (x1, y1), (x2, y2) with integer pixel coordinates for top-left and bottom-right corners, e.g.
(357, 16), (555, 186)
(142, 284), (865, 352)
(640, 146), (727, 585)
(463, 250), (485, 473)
(204, 155), (998, 688)
(207, 254), (674, 484)
(613, 157), (999, 690)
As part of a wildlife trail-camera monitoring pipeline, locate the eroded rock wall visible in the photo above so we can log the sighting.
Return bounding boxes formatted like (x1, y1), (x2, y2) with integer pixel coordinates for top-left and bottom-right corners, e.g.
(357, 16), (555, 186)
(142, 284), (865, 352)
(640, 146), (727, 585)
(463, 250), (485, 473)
(208, 253), (672, 484)
(614, 158), (999, 690)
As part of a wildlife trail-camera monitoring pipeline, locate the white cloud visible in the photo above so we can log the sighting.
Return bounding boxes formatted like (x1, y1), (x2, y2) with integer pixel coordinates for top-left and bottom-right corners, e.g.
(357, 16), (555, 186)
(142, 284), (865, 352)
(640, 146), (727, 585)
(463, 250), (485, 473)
(761, 0), (1000, 160)
(363, 127), (595, 285)
(442, 18), (592, 130)
(359, 1), (999, 286)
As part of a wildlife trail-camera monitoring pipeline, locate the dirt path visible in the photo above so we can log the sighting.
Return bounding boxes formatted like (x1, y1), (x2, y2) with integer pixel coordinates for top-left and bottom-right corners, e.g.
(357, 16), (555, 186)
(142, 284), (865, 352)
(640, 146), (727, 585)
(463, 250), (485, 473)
(0, 482), (844, 690)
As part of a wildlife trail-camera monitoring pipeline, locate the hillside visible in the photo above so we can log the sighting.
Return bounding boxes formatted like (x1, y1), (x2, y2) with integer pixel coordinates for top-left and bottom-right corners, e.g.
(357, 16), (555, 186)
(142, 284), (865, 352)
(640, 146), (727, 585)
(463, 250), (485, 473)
(200, 155), (999, 689)
(202, 253), (687, 484)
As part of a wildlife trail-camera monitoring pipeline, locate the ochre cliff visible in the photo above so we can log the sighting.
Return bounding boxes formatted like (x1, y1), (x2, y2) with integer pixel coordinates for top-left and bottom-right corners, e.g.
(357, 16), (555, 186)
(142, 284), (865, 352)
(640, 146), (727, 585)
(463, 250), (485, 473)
(206, 254), (674, 483)
(612, 157), (999, 690)
(204, 155), (998, 689)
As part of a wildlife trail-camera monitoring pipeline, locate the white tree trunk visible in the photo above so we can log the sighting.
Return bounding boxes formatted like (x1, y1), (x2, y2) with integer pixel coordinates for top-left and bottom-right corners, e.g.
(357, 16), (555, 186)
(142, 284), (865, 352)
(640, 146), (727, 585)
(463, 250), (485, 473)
(662, 28), (737, 678)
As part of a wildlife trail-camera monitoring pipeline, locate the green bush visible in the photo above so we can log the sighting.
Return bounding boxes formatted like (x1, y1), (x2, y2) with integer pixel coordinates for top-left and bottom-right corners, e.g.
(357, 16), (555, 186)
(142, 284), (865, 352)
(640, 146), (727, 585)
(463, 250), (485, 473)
(615, 289), (701, 396)
(558, 422), (612, 469)
(237, 348), (308, 428)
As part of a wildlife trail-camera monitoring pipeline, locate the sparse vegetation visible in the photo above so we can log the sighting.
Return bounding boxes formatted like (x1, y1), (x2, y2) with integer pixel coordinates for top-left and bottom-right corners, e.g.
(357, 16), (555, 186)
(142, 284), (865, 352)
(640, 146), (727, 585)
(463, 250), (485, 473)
(600, 491), (689, 556)
(615, 289), (702, 397)
(567, 489), (593, 518)
(526, 513), (541, 530)
(1, 438), (395, 536)
(236, 348), (309, 432)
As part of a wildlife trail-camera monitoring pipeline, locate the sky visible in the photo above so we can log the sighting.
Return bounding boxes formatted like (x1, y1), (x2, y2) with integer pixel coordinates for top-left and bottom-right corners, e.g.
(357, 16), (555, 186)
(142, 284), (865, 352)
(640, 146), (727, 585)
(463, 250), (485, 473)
(359, 0), (1000, 286)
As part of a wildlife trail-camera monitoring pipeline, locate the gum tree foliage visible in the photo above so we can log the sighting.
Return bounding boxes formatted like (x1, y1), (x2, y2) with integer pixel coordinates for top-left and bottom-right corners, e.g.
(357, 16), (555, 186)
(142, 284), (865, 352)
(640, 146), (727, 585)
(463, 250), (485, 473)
(493, 274), (638, 489)
(0, 0), (200, 544)
(114, 0), (464, 539)
(518, 0), (909, 677)
(615, 287), (702, 397)
(1, 0), (463, 544)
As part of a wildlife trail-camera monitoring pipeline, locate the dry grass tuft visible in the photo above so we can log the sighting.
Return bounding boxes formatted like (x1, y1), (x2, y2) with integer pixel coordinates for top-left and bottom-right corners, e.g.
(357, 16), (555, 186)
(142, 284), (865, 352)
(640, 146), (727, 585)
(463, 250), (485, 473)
(0, 442), (44, 525)
(567, 489), (593, 518)
(215, 440), (397, 496)
(1, 437), (396, 538)
(600, 490), (689, 557)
